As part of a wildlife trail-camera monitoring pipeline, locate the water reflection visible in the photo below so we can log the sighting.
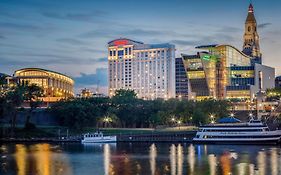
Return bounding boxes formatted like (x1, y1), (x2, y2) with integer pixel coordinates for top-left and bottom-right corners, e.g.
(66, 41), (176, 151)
(15, 144), (27, 175)
(1, 143), (72, 175)
(170, 144), (176, 175)
(270, 148), (278, 175)
(188, 144), (195, 174)
(104, 144), (110, 175)
(149, 143), (157, 175)
(220, 152), (231, 175)
(177, 144), (183, 175)
(1, 143), (281, 175)
(257, 150), (266, 175)
(208, 154), (216, 175)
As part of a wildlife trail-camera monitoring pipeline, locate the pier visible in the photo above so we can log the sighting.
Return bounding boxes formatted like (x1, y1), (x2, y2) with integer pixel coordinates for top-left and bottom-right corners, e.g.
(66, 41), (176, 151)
(117, 131), (196, 142)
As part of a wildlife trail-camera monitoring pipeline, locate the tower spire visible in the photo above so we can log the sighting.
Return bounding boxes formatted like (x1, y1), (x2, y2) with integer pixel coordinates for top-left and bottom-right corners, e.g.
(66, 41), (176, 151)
(242, 2), (262, 64)
(248, 3), (254, 13)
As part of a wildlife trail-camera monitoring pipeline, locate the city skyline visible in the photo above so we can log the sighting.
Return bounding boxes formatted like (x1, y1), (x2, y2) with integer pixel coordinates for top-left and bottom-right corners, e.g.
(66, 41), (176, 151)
(1, 0), (281, 94)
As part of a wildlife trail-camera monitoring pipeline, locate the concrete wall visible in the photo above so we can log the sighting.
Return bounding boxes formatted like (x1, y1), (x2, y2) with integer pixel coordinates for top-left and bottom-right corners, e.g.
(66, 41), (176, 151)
(1, 109), (59, 126)
(250, 63), (275, 99)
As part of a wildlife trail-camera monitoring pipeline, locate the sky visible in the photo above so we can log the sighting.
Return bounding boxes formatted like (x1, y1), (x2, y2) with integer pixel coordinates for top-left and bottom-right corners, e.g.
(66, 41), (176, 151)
(0, 0), (281, 94)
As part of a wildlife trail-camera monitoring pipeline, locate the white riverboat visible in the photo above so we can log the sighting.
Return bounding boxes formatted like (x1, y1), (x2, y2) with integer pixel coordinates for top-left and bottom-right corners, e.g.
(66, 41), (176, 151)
(81, 131), (117, 143)
(193, 117), (281, 144)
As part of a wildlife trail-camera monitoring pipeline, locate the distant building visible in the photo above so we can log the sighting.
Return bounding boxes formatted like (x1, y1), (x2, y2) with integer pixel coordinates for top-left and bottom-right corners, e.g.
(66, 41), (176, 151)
(179, 3), (275, 101)
(275, 76), (281, 88)
(108, 38), (175, 99)
(175, 57), (189, 99)
(13, 68), (74, 102)
(79, 88), (93, 98)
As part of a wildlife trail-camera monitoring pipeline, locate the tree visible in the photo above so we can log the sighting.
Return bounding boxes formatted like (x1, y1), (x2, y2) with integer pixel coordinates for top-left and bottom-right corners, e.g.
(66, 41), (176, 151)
(111, 89), (138, 127)
(23, 84), (44, 129)
(5, 84), (26, 135)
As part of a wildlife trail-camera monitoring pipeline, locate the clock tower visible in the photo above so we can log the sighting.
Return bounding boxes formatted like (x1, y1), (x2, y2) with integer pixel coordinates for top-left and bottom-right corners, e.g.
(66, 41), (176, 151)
(242, 3), (262, 63)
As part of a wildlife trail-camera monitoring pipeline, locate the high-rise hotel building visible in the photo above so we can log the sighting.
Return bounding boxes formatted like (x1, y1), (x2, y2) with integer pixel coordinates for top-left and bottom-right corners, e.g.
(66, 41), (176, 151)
(108, 39), (175, 99)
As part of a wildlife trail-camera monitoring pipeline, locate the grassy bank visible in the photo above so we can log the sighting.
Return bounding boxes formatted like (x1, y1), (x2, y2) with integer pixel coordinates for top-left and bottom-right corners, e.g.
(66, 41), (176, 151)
(1, 125), (197, 138)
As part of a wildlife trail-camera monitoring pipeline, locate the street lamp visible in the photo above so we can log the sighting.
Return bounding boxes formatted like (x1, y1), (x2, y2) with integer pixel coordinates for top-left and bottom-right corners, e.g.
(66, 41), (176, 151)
(103, 117), (111, 128)
(177, 120), (181, 130)
(209, 114), (215, 124)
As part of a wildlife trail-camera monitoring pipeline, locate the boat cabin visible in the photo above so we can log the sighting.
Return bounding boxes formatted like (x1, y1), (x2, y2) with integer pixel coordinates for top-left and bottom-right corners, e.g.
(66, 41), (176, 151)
(84, 132), (104, 138)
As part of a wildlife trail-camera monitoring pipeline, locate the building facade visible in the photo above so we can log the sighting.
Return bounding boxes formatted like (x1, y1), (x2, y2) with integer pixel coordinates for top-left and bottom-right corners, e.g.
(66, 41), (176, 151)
(182, 44), (274, 101)
(175, 57), (189, 99)
(108, 38), (175, 99)
(14, 68), (74, 102)
(275, 76), (281, 88)
(177, 3), (275, 101)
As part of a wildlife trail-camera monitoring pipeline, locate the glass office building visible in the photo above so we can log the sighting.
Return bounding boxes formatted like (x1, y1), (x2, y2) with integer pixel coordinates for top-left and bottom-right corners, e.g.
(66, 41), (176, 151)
(182, 45), (275, 100)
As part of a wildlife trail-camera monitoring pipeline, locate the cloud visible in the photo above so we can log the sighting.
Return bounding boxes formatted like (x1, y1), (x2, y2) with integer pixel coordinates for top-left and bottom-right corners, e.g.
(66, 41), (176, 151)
(0, 22), (56, 36)
(258, 23), (272, 29)
(79, 28), (188, 39)
(0, 35), (5, 39)
(0, 22), (43, 31)
(42, 10), (106, 22)
(56, 38), (88, 45)
(169, 40), (199, 46)
(74, 68), (108, 87)
(216, 26), (241, 33)
(0, 54), (107, 66)
(81, 47), (106, 54)
(124, 29), (165, 36)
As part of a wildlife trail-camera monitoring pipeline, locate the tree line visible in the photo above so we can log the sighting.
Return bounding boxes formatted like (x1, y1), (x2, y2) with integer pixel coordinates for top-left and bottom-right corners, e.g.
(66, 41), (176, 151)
(50, 89), (231, 130)
(0, 76), (43, 135)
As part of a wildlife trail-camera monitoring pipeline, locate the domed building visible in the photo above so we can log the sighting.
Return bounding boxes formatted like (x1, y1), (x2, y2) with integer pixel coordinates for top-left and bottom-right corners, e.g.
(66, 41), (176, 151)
(13, 68), (74, 102)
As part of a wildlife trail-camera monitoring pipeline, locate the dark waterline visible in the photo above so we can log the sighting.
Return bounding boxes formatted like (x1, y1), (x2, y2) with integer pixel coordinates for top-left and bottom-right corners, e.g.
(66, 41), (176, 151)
(0, 142), (281, 175)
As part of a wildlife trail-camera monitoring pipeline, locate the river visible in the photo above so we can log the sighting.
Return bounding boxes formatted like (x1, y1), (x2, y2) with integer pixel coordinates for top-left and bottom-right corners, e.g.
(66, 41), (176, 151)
(0, 142), (280, 175)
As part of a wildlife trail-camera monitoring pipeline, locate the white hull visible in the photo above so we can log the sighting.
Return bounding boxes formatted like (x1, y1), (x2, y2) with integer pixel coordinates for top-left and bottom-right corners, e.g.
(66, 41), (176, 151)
(194, 122), (281, 144)
(193, 136), (281, 142)
(82, 136), (117, 143)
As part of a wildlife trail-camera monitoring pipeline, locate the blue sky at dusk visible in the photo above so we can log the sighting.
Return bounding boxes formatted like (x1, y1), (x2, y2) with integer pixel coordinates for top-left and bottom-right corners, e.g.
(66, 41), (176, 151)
(1, 0), (281, 94)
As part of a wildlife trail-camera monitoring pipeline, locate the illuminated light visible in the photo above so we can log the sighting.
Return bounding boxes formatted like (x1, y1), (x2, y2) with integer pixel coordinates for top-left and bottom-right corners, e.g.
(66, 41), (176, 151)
(113, 39), (128, 46)
(203, 55), (211, 61)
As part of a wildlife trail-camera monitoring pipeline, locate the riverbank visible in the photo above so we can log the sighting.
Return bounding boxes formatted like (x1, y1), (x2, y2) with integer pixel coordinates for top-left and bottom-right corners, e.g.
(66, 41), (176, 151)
(0, 126), (197, 143)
